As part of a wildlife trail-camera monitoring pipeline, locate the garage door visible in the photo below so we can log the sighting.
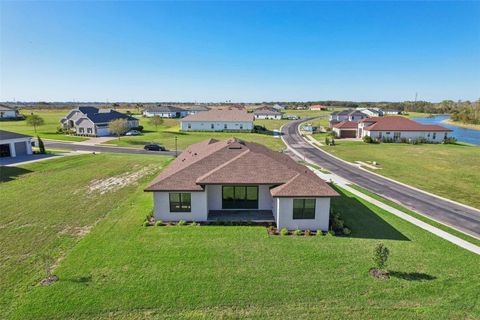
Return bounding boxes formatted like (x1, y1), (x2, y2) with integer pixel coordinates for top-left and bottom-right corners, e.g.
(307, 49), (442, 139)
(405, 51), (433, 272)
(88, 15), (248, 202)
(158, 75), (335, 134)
(340, 130), (357, 138)
(0, 144), (11, 157)
(15, 141), (27, 156)
(96, 128), (110, 136)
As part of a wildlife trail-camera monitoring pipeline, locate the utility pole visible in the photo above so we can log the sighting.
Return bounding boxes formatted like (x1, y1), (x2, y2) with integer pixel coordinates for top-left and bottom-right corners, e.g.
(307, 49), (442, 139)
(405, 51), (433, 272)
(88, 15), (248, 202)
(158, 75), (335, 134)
(175, 136), (178, 158)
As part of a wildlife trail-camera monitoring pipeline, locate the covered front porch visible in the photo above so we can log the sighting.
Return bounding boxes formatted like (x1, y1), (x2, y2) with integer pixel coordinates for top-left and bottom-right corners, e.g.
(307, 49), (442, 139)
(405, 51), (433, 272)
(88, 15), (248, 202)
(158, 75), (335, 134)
(208, 210), (275, 222)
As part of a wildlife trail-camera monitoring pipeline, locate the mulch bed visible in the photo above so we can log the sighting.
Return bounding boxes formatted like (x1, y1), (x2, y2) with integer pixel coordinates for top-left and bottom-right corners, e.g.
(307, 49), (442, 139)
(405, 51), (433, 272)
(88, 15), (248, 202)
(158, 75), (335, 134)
(369, 268), (390, 279)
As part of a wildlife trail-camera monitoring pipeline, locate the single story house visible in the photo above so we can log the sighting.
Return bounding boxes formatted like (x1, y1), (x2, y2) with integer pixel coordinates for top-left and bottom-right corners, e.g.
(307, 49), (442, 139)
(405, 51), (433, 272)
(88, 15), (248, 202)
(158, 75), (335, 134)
(0, 105), (19, 119)
(384, 109), (401, 115)
(60, 107), (139, 137)
(329, 109), (369, 127)
(253, 107), (282, 120)
(181, 105), (210, 115)
(143, 105), (187, 118)
(272, 104), (286, 111)
(180, 109), (254, 131)
(358, 116), (452, 142)
(332, 121), (358, 138)
(0, 130), (33, 158)
(310, 104), (328, 111)
(144, 138), (339, 230)
(356, 107), (384, 117)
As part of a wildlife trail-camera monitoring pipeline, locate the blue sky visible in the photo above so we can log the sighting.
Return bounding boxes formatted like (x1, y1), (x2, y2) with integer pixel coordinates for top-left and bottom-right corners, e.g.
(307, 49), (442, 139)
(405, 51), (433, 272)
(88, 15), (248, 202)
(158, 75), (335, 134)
(1, 1), (479, 102)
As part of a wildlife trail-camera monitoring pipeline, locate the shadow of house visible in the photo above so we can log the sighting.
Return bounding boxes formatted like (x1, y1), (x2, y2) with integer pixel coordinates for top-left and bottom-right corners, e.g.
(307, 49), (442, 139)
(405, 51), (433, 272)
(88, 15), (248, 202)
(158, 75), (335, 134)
(331, 187), (409, 241)
(0, 166), (32, 182)
(389, 271), (437, 281)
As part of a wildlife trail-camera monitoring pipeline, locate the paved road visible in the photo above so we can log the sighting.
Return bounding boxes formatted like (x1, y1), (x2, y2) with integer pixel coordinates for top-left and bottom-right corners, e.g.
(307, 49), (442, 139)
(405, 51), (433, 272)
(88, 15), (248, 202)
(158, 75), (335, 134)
(45, 141), (177, 156)
(282, 119), (480, 238)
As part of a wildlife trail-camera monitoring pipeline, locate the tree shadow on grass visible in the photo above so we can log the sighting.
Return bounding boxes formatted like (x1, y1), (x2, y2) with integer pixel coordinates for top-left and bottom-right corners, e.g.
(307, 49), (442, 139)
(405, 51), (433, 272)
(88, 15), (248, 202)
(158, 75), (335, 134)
(64, 275), (92, 286)
(389, 271), (436, 281)
(0, 166), (32, 182)
(331, 186), (409, 241)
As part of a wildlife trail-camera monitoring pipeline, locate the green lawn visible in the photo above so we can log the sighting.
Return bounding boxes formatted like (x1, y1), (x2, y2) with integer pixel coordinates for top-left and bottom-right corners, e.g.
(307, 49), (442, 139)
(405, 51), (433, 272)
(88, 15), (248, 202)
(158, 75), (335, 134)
(105, 118), (287, 151)
(2, 155), (479, 319)
(0, 109), (88, 142)
(315, 140), (480, 209)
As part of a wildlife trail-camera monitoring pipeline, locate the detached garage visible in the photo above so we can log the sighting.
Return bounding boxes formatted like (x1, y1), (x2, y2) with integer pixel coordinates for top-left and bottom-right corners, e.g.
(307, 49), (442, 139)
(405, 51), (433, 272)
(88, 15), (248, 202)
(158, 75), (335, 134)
(332, 121), (358, 138)
(0, 130), (33, 158)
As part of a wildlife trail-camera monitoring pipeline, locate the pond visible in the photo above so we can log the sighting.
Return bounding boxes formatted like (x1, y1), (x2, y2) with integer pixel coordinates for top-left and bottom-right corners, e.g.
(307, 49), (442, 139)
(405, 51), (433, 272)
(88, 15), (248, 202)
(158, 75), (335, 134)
(412, 115), (480, 145)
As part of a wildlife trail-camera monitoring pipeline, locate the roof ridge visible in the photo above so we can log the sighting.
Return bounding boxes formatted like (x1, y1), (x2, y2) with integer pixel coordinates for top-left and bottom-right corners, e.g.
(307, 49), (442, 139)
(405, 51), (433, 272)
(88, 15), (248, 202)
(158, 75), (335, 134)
(195, 148), (250, 183)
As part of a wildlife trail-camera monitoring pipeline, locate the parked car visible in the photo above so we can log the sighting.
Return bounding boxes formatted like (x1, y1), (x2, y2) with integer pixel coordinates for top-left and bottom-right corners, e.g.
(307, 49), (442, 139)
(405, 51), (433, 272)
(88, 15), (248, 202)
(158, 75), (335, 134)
(286, 115), (299, 120)
(126, 130), (142, 136)
(144, 144), (166, 151)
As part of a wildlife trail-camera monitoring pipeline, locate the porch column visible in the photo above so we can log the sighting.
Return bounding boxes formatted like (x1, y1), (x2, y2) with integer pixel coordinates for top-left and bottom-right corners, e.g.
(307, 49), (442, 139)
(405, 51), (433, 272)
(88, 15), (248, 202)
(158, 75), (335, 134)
(9, 142), (16, 157)
(26, 140), (33, 155)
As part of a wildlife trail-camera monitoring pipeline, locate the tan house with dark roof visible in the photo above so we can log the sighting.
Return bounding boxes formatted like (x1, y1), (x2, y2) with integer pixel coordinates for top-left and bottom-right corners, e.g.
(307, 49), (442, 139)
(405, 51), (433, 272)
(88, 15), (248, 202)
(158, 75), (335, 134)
(145, 138), (339, 230)
(180, 109), (254, 131)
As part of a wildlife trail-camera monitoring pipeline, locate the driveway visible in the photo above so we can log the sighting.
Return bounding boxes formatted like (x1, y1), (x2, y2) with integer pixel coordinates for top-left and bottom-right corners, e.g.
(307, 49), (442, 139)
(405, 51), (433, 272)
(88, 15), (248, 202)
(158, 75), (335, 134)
(281, 119), (480, 238)
(72, 136), (118, 145)
(44, 141), (176, 156)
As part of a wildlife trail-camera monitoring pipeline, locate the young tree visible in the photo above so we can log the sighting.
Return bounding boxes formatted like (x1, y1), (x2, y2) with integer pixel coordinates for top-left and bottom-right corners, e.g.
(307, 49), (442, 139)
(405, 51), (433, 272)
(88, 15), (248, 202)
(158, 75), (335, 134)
(108, 119), (129, 139)
(26, 114), (45, 133)
(37, 136), (46, 154)
(149, 115), (164, 131)
(372, 243), (390, 270)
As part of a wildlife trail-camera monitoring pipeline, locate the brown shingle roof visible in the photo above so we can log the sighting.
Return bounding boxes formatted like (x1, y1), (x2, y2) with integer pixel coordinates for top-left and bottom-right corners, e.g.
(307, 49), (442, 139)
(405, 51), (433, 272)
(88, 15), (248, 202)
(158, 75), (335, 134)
(181, 109), (254, 122)
(145, 138), (339, 197)
(333, 121), (358, 129)
(361, 116), (451, 132)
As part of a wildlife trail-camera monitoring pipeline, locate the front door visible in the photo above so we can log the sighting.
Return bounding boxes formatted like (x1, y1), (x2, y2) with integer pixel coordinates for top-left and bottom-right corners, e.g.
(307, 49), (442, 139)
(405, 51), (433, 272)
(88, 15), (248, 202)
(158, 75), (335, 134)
(222, 186), (258, 209)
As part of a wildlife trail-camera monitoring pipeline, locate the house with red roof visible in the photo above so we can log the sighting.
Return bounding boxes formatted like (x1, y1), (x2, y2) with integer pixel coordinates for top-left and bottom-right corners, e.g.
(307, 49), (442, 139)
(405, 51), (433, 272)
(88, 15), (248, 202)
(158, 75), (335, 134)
(358, 116), (452, 142)
(332, 121), (359, 138)
(145, 138), (339, 230)
(309, 104), (328, 111)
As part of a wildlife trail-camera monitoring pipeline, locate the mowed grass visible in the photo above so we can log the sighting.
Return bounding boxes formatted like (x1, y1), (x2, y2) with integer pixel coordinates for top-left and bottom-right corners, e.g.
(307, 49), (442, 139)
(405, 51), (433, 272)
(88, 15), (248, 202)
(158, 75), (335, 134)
(316, 140), (480, 209)
(0, 109), (88, 141)
(2, 156), (479, 319)
(0, 154), (173, 317)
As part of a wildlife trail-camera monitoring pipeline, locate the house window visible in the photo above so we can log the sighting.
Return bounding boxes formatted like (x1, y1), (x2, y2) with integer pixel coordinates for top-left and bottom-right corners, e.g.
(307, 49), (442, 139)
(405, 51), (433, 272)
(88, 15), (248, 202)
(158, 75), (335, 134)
(444, 132), (448, 139)
(240, 124), (243, 129)
(87, 128), (92, 134)
(222, 186), (258, 209)
(188, 123), (191, 129)
(79, 128), (84, 133)
(169, 193), (191, 212)
(224, 124), (227, 129)
(211, 123), (214, 129)
(378, 132), (383, 138)
(293, 199), (316, 219)
(433, 132), (436, 139)
(394, 132), (401, 140)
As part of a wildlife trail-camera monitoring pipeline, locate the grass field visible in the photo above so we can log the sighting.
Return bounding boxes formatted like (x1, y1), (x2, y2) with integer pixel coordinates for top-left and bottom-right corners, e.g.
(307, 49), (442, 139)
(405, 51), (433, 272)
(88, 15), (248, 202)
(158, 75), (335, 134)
(0, 109), (88, 141)
(314, 140), (480, 209)
(2, 155), (479, 319)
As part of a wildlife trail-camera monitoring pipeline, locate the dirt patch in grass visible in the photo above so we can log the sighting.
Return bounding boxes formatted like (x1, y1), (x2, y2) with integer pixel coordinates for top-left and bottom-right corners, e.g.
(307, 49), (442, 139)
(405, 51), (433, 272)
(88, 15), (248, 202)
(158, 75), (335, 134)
(87, 165), (156, 195)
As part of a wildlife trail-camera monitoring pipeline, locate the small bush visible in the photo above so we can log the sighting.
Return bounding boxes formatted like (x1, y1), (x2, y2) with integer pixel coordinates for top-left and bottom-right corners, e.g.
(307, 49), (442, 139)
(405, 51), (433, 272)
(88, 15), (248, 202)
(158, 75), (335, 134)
(280, 228), (289, 236)
(155, 220), (163, 226)
(142, 221), (149, 227)
(342, 227), (351, 236)
(363, 135), (373, 143)
(373, 243), (390, 270)
(190, 222), (200, 226)
(177, 219), (187, 226)
(327, 230), (336, 236)
(325, 137), (330, 145)
(293, 229), (302, 236)
(443, 137), (457, 144)
(304, 229), (311, 236)
(316, 230), (323, 236)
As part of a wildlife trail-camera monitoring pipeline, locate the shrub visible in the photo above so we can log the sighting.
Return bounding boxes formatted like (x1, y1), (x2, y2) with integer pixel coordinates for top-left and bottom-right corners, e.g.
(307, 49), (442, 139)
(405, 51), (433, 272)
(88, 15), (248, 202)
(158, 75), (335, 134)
(316, 230), (323, 236)
(330, 138), (335, 146)
(342, 227), (351, 236)
(133, 125), (144, 132)
(280, 228), (289, 236)
(293, 229), (302, 236)
(177, 219), (187, 226)
(443, 137), (457, 144)
(325, 137), (330, 146)
(37, 136), (46, 154)
(155, 220), (163, 226)
(304, 229), (311, 236)
(372, 243), (390, 270)
(363, 135), (373, 143)
(327, 230), (336, 236)
(190, 221), (200, 226)
(142, 221), (149, 227)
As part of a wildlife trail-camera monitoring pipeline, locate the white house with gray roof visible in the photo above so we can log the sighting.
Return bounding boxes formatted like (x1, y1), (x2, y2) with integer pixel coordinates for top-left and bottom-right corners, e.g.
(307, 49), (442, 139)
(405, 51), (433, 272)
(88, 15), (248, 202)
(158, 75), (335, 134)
(60, 107), (139, 136)
(0, 105), (20, 119)
(0, 130), (33, 158)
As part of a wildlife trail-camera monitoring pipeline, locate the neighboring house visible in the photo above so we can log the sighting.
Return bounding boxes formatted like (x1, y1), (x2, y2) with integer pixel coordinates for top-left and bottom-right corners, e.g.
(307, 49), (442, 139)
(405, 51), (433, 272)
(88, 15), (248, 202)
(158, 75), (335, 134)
(144, 138), (339, 230)
(60, 107), (139, 137)
(253, 107), (282, 120)
(0, 105), (19, 119)
(180, 109), (254, 131)
(309, 104), (328, 111)
(181, 105), (210, 115)
(329, 109), (369, 127)
(358, 116), (452, 142)
(332, 121), (359, 138)
(356, 107), (384, 117)
(0, 130), (33, 158)
(384, 109), (401, 115)
(143, 105), (186, 118)
(272, 104), (286, 111)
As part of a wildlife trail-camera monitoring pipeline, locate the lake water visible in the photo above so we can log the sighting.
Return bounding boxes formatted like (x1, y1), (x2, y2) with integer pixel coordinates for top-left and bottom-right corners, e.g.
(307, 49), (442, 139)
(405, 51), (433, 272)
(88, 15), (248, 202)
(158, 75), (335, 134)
(412, 115), (480, 145)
